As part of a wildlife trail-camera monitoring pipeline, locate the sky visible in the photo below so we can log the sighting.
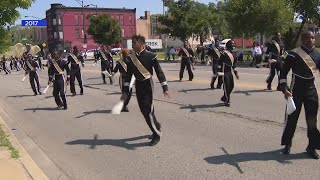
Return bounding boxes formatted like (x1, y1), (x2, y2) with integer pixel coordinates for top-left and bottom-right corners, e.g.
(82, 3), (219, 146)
(16, 0), (216, 25)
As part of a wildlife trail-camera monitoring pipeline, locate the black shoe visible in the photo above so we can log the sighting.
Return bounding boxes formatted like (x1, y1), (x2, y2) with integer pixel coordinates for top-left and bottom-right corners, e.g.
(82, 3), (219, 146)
(148, 134), (155, 140)
(38, 92), (42, 95)
(72, 93), (76, 96)
(80, 89), (83, 95)
(149, 135), (160, 146)
(189, 79), (193, 81)
(306, 147), (320, 159)
(63, 105), (68, 110)
(103, 81), (106, 84)
(57, 104), (64, 109)
(220, 96), (226, 102)
(216, 86), (221, 89)
(267, 84), (272, 90)
(282, 145), (291, 155)
(179, 78), (182, 82)
(276, 86), (282, 91)
(34, 92), (37, 96)
(224, 101), (230, 107)
(210, 84), (215, 89)
(121, 106), (129, 112)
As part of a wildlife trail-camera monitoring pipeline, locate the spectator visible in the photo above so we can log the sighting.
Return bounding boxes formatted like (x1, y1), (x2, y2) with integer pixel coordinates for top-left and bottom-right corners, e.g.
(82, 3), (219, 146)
(250, 42), (256, 67)
(254, 43), (262, 67)
(170, 46), (176, 61)
(166, 46), (170, 61)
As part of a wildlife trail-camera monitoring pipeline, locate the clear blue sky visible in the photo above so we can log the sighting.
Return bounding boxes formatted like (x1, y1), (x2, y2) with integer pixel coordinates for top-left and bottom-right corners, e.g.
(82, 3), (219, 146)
(16, 0), (216, 24)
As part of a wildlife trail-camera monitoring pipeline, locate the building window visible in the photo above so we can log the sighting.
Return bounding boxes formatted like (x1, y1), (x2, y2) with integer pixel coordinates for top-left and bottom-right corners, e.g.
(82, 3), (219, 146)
(54, 32), (57, 39)
(75, 29), (80, 39)
(59, 32), (63, 39)
(80, 14), (84, 25)
(52, 19), (56, 25)
(121, 29), (124, 37)
(129, 28), (134, 37)
(129, 15), (133, 25)
(119, 15), (124, 25)
(75, 15), (79, 25)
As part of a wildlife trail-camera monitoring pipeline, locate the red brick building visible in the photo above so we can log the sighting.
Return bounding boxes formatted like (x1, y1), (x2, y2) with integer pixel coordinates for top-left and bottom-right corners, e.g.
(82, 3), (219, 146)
(46, 3), (136, 52)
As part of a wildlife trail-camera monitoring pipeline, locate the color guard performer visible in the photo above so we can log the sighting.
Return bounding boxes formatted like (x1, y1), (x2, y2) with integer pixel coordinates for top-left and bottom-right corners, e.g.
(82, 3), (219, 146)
(67, 46), (85, 96)
(112, 49), (132, 112)
(207, 42), (221, 89)
(96, 46), (114, 84)
(122, 35), (170, 146)
(24, 54), (41, 95)
(178, 40), (194, 81)
(219, 40), (239, 106)
(280, 31), (320, 159)
(48, 50), (70, 110)
(266, 32), (284, 90)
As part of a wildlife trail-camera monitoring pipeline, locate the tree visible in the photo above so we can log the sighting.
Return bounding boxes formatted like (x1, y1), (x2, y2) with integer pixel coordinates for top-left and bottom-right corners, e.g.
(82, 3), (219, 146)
(191, 2), (211, 45)
(287, 0), (320, 47)
(224, 0), (293, 38)
(0, 0), (35, 53)
(87, 14), (122, 46)
(157, 0), (197, 41)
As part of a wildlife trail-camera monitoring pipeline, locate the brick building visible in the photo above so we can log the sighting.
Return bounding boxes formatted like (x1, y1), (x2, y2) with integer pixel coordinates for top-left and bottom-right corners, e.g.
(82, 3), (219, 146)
(136, 11), (151, 39)
(46, 3), (136, 52)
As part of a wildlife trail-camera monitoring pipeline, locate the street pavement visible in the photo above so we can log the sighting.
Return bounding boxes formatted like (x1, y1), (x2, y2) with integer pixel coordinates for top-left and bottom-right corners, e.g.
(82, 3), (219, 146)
(0, 62), (319, 180)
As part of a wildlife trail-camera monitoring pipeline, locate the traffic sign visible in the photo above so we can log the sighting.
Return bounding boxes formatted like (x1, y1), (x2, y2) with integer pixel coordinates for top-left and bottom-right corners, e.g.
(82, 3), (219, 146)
(22, 20), (47, 27)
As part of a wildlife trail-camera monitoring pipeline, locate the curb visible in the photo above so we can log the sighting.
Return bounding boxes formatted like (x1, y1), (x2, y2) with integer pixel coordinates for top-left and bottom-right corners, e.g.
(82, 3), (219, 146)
(0, 108), (49, 180)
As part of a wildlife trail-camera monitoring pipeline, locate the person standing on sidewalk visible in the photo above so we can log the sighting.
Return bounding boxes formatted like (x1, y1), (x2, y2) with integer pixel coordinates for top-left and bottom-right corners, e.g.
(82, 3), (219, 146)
(280, 31), (320, 159)
(122, 35), (170, 146)
(1, 55), (11, 74)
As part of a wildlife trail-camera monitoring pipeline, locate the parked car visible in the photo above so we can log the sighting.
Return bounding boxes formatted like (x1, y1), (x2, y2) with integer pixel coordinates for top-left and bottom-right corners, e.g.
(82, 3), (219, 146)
(82, 49), (95, 60)
(111, 48), (122, 55)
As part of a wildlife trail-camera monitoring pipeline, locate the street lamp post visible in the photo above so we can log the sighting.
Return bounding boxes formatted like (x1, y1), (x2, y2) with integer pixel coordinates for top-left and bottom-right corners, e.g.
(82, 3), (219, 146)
(163, 0), (168, 61)
(88, 4), (98, 15)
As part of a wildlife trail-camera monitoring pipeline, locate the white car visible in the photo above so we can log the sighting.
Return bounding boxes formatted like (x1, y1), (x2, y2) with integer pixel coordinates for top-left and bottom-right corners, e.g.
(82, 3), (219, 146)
(82, 49), (95, 60)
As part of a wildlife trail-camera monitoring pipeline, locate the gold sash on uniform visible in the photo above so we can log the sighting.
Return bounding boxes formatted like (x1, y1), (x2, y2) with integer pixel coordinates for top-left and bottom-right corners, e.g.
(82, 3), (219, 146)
(292, 47), (318, 76)
(181, 47), (190, 57)
(129, 53), (151, 79)
(224, 50), (234, 65)
(51, 59), (64, 74)
(99, 49), (108, 60)
(118, 60), (127, 72)
(69, 53), (80, 64)
(213, 47), (221, 58)
(26, 60), (35, 71)
(272, 40), (281, 55)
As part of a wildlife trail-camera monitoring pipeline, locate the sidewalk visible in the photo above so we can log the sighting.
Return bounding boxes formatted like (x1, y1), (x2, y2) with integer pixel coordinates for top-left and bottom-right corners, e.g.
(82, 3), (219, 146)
(0, 126), (31, 180)
(0, 113), (49, 180)
(0, 147), (30, 180)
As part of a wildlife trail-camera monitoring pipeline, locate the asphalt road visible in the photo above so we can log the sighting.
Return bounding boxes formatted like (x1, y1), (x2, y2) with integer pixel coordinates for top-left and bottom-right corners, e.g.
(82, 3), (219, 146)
(0, 62), (319, 180)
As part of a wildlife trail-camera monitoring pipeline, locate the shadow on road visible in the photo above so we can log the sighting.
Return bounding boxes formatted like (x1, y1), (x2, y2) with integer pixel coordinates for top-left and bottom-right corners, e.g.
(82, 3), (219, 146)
(24, 107), (60, 112)
(86, 77), (102, 80)
(76, 109), (112, 118)
(65, 134), (150, 150)
(233, 89), (272, 96)
(204, 147), (310, 174)
(105, 92), (122, 95)
(178, 88), (212, 94)
(180, 103), (225, 112)
(7, 94), (36, 98)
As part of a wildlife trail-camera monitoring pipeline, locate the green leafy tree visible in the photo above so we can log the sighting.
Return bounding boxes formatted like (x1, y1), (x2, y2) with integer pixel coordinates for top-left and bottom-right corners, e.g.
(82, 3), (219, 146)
(157, 0), (196, 41)
(191, 2), (211, 45)
(87, 14), (122, 46)
(0, 0), (35, 53)
(287, 0), (320, 47)
(224, 0), (293, 38)
(209, 1), (231, 39)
